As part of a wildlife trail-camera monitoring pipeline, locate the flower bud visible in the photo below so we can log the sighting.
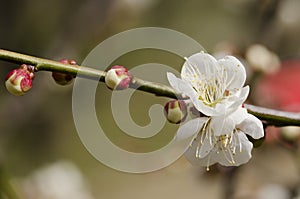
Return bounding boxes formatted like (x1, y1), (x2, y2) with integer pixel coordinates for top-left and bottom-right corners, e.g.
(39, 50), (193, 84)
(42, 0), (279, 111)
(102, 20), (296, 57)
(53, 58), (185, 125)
(5, 64), (35, 96)
(164, 100), (187, 124)
(52, 59), (77, 85)
(105, 65), (132, 90)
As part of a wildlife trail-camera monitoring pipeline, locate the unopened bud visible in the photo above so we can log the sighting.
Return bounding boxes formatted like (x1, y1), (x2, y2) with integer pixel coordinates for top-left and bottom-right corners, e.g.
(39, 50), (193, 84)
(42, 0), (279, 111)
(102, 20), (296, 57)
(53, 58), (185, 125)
(105, 65), (132, 90)
(5, 64), (35, 96)
(52, 59), (77, 85)
(164, 100), (187, 124)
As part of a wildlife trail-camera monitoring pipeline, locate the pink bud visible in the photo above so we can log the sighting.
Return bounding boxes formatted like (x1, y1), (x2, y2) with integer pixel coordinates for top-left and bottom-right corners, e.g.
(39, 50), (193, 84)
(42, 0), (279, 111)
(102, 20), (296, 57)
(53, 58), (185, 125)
(52, 59), (77, 85)
(5, 65), (35, 96)
(164, 100), (187, 124)
(105, 65), (132, 90)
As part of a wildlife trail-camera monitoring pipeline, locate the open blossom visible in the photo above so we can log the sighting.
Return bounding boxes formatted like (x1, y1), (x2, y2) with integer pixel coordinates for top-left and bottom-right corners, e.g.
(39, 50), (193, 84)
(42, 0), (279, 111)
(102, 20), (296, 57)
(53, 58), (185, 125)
(168, 52), (264, 169)
(167, 51), (249, 117)
(168, 52), (251, 136)
(176, 107), (264, 170)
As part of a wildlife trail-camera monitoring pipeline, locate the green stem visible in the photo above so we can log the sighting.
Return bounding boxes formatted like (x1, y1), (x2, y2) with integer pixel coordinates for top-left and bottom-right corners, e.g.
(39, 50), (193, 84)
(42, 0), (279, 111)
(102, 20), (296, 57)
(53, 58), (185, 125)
(1, 49), (300, 127)
(0, 49), (180, 99)
(245, 104), (300, 127)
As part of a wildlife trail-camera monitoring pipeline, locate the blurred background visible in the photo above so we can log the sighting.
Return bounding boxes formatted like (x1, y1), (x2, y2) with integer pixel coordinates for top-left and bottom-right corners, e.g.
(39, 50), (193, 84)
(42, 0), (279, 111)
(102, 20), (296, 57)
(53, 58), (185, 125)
(1, 0), (300, 198)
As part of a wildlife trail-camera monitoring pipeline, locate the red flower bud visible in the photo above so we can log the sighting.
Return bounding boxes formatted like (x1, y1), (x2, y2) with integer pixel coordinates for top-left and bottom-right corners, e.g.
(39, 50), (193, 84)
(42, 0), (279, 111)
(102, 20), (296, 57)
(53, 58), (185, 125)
(164, 100), (187, 124)
(5, 64), (35, 96)
(105, 65), (132, 90)
(52, 59), (77, 85)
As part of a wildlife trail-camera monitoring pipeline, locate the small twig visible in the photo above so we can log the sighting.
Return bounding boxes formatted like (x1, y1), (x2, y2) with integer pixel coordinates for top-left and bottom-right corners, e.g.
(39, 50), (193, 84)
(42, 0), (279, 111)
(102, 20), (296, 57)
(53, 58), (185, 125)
(245, 104), (300, 127)
(0, 49), (182, 99)
(1, 49), (300, 127)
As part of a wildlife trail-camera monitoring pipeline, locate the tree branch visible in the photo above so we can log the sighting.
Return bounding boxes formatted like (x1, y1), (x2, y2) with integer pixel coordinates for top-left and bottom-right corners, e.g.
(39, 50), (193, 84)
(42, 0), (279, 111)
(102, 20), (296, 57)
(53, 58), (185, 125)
(1, 49), (300, 127)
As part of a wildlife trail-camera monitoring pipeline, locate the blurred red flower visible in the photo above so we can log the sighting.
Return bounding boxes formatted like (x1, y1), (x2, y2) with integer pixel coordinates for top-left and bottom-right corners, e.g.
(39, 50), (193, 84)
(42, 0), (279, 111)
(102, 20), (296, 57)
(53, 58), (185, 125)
(254, 60), (300, 143)
(255, 60), (300, 112)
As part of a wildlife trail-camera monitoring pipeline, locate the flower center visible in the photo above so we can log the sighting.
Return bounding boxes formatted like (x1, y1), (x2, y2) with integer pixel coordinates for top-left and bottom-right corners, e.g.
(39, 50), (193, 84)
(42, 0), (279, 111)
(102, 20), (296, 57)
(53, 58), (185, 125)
(198, 79), (228, 107)
(184, 58), (231, 107)
(193, 121), (242, 170)
(217, 131), (242, 165)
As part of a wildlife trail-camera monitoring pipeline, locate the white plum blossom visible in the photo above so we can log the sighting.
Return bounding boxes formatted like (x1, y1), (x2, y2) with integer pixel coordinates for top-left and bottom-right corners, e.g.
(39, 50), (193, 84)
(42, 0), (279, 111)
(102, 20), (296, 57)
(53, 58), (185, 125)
(167, 51), (249, 117)
(176, 107), (264, 170)
(168, 52), (264, 169)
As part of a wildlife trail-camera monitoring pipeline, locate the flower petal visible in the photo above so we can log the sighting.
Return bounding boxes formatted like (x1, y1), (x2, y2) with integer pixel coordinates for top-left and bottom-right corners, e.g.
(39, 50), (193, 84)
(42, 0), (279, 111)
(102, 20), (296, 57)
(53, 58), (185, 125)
(231, 133), (253, 165)
(184, 140), (217, 167)
(237, 114), (264, 139)
(210, 107), (248, 137)
(214, 132), (253, 166)
(211, 115), (236, 136)
(190, 95), (226, 116)
(210, 115), (224, 136)
(175, 117), (208, 141)
(184, 150), (217, 167)
(226, 86), (250, 114)
(181, 52), (219, 83)
(218, 55), (246, 90)
(229, 107), (249, 124)
(167, 72), (197, 97)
